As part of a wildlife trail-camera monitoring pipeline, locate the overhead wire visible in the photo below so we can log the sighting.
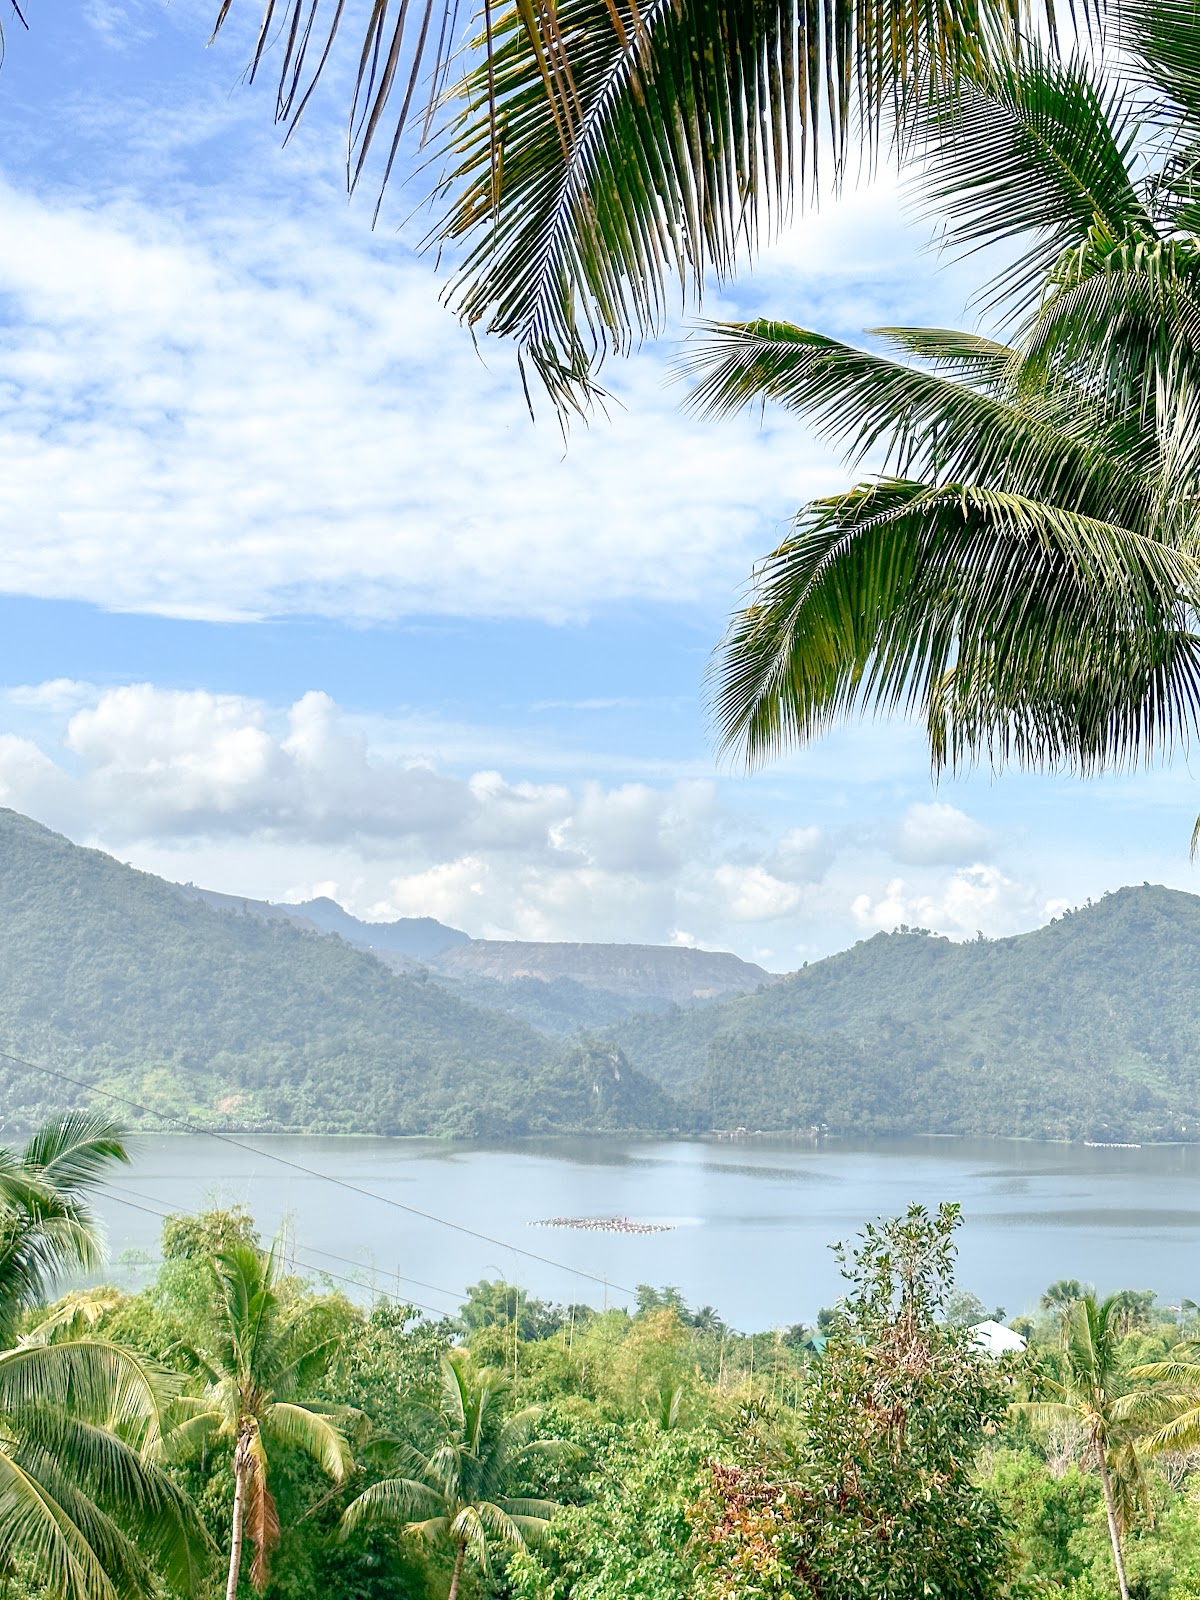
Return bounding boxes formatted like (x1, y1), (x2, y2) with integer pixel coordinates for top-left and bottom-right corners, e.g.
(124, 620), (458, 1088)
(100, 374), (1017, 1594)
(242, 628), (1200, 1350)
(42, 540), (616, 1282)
(99, 1174), (464, 1310)
(95, 1179), (456, 1319)
(1, 1048), (632, 1296)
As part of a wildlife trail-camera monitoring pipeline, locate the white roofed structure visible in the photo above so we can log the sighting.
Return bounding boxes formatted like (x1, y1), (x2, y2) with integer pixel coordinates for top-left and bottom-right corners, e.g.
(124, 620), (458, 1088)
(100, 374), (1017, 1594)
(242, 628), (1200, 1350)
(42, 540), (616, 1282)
(970, 1320), (1027, 1356)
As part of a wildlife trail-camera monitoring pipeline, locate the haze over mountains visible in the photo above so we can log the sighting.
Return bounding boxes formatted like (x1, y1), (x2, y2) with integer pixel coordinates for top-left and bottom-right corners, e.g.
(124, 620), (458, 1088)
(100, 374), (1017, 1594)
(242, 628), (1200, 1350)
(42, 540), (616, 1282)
(179, 880), (773, 1029)
(5, 807), (1200, 1141)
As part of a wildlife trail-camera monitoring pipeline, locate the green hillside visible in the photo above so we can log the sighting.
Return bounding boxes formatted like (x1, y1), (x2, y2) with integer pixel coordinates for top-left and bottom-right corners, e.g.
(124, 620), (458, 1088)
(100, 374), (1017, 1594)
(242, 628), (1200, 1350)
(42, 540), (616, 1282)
(611, 887), (1200, 1141)
(10, 804), (1200, 1142)
(0, 811), (689, 1137)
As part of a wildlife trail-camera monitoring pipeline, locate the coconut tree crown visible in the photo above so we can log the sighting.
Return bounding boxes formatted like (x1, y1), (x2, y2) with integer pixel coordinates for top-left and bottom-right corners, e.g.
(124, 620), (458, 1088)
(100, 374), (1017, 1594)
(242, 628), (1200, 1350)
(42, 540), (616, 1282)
(342, 1349), (563, 1600)
(682, 10), (1200, 782)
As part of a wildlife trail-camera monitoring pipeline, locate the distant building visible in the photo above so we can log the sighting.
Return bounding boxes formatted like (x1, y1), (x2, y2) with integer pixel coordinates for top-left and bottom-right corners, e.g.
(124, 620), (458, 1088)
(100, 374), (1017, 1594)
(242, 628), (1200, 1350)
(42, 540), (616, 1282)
(969, 1319), (1027, 1357)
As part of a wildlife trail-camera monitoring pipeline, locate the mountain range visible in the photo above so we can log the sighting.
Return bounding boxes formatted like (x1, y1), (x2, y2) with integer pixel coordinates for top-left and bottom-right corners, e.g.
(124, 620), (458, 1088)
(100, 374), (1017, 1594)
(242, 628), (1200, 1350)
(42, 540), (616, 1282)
(5, 807), (1200, 1141)
(179, 881), (773, 1030)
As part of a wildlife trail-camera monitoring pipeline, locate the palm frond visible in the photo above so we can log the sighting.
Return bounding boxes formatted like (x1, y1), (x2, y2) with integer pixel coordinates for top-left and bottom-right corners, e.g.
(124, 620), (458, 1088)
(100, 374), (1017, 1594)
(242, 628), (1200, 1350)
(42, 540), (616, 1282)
(681, 319), (1148, 522)
(1120, 0), (1200, 138)
(870, 326), (1018, 384)
(0, 1339), (178, 1439)
(340, 1473), (444, 1535)
(913, 44), (1153, 312)
(0, 1446), (121, 1600)
(1020, 238), (1200, 436)
(265, 1400), (352, 1480)
(711, 479), (1200, 772)
(13, 1411), (211, 1595)
(434, 0), (1035, 409)
(21, 1116), (129, 1195)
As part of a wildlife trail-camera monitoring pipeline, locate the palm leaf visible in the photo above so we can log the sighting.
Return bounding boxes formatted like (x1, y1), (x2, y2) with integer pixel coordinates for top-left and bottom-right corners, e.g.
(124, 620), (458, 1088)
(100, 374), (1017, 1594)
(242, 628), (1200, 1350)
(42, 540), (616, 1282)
(0, 1446), (120, 1600)
(681, 319), (1148, 521)
(20, 1116), (129, 1196)
(264, 1400), (353, 1480)
(434, 0), (1035, 408)
(1120, 0), (1200, 138)
(913, 44), (1154, 312)
(711, 479), (1200, 771)
(340, 1473), (443, 1534)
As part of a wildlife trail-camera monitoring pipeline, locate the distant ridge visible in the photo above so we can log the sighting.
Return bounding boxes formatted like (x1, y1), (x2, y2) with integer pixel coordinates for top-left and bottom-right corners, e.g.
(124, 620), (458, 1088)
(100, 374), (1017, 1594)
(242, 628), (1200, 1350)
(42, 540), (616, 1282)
(610, 885), (1200, 1142)
(178, 884), (774, 1018)
(11, 805), (1200, 1142)
(434, 938), (772, 1004)
(0, 809), (693, 1138)
(287, 898), (469, 960)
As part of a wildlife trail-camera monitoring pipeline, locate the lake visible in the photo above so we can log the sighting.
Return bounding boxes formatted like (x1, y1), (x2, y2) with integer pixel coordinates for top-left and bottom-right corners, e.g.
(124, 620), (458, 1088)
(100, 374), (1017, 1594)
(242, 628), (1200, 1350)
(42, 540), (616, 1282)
(89, 1133), (1200, 1329)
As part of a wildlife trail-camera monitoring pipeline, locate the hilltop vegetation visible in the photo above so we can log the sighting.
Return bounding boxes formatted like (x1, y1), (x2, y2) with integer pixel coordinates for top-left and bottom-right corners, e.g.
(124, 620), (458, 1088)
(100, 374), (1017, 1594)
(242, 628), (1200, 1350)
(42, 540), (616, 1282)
(10, 808), (1200, 1141)
(612, 888), (1200, 1141)
(0, 811), (689, 1138)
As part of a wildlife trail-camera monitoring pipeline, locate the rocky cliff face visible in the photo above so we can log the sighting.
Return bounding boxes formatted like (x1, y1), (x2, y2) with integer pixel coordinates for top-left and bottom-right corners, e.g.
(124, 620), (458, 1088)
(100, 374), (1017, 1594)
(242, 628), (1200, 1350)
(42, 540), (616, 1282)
(432, 939), (773, 1004)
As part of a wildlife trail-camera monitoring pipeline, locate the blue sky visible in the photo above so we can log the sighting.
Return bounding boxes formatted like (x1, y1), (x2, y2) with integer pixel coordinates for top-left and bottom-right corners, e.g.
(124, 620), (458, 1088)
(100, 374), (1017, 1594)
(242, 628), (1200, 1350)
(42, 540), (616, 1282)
(0, 0), (1193, 968)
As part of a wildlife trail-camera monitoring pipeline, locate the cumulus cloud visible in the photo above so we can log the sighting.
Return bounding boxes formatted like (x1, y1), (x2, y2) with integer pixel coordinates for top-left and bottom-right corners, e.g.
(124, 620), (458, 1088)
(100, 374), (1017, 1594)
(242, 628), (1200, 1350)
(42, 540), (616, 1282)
(851, 865), (1041, 938)
(0, 679), (839, 950)
(889, 801), (992, 866)
(715, 864), (805, 922)
(0, 173), (836, 627)
(0, 677), (1097, 961)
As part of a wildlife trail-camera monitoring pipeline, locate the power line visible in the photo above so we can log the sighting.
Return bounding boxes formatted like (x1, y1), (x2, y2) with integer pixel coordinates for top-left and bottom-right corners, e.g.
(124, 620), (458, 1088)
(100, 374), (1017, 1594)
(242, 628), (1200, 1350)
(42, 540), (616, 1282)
(100, 1176), (463, 1309)
(2, 1049), (632, 1297)
(97, 1181), (454, 1320)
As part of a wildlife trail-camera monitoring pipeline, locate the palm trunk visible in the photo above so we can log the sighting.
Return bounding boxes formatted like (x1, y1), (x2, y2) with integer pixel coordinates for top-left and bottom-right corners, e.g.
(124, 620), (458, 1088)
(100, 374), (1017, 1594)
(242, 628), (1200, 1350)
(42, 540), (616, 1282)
(226, 1433), (252, 1600)
(1097, 1451), (1130, 1600)
(447, 1542), (467, 1600)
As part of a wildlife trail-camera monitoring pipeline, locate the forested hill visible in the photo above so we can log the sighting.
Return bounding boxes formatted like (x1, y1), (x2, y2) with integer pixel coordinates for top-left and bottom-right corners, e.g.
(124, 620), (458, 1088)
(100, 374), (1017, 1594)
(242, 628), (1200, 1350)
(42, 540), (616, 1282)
(0, 811), (690, 1137)
(611, 886), (1200, 1141)
(11, 803), (1200, 1141)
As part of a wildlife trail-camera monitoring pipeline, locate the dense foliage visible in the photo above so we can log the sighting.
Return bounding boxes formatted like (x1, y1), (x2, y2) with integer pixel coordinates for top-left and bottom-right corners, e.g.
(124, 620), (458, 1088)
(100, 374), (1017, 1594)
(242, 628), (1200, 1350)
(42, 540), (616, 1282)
(17, 1113), (1200, 1599)
(21, 1178), (1200, 1600)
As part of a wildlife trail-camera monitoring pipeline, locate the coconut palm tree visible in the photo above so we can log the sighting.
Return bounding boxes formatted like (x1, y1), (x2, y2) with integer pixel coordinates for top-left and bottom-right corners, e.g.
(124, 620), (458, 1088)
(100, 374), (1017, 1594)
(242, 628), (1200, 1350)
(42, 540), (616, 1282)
(679, 13), (1200, 781)
(1116, 1344), (1200, 1463)
(0, 1113), (210, 1600)
(341, 1349), (561, 1600)
(0, 1111), (130, 1344)
(167, 1238), (353, 1599)
(1017, 1292), (1149, 1600)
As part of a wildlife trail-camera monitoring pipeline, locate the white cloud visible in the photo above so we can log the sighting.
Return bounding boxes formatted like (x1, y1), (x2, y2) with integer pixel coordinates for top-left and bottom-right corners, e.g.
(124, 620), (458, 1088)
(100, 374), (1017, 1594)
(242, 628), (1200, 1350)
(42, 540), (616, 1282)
(0, 676), (1168, 963)
(0, 173), (837, 626)
(0, 679), (829, 950)
(715, 864), (805, 922)
(851, 865), (1040, 938)
(889, 801), (991, 866)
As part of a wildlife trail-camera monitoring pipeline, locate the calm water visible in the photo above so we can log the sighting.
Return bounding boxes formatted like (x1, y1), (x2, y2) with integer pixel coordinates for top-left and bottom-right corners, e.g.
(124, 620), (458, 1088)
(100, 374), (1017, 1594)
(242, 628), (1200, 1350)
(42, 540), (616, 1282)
(88, 1134), (1200, 1329)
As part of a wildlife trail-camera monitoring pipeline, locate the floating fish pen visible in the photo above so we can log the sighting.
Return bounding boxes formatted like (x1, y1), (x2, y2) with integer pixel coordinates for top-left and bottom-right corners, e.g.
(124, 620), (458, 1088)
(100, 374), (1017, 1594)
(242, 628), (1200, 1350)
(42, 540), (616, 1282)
(530, 1216), (674, 1235)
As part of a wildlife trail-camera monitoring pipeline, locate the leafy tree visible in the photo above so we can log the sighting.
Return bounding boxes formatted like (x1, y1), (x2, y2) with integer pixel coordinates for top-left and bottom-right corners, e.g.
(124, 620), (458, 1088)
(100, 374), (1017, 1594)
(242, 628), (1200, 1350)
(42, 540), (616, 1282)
(1041, 1280), (1091, 1316)
(168, 1237), (353, 1599)
(981, 1449), (1099, 1587)
(341, 1349), (561, 1600)
(1019, 1292), (1151, 1600)
(461, 1280), (564, 1342)
(509, 1423), (722, 1600)
(0, 1115), (210, 1600)
(693, 1204), (1014, 1597)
